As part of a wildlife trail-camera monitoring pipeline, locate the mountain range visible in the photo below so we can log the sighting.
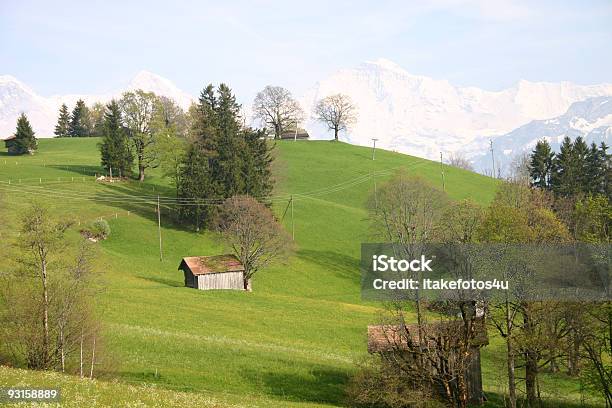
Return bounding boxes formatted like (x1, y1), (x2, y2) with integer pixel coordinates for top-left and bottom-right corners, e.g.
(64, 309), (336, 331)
(2, 60), (612, 173)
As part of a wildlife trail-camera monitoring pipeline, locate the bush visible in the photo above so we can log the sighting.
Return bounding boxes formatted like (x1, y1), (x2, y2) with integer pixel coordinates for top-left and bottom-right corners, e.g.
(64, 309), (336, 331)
(346, 358), (444, 408)
(86, 219), (111, 240)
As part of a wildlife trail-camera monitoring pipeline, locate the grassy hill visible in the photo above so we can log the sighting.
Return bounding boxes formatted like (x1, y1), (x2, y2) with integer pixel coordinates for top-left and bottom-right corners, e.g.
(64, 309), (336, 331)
(0, 139), (601, 407)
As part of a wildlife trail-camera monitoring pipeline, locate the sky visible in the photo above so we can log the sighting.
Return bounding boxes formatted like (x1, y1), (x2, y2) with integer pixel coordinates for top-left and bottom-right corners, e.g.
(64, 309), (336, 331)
(1, 0), (612, 103)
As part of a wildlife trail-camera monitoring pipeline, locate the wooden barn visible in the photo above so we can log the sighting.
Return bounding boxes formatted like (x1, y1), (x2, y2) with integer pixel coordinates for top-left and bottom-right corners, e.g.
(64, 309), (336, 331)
(3, 135), (19, 155)
(280, 128), (309, 140)
(178, 255), (248, 291)
(368, 319), (488, 405)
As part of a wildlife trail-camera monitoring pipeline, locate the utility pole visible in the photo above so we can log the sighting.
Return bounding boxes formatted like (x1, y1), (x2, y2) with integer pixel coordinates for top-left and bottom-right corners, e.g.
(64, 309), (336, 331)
(489, 139), (496, 178)
(157, 195), (163, 262)
(440, 152), (445, 191)
(294, 120), (299, 142)
(371, 138), (378, 160)
(290, 195), (295, 241)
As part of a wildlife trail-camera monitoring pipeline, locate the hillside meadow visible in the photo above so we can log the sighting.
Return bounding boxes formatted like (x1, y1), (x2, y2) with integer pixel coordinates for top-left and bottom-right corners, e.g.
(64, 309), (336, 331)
(0, 138), (603, 407)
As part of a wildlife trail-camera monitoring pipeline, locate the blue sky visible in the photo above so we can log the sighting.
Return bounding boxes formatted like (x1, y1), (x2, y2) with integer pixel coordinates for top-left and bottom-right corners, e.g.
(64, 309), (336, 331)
(1, 0), (611, 102)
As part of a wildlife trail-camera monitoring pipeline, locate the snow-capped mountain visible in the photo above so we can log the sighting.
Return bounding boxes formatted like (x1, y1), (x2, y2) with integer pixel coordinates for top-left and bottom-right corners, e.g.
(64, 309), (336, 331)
(2, 60), (612, 172)
(471, 96), (612, 173)
(0, 71), (194, 137)
(300, 59), (612, 161)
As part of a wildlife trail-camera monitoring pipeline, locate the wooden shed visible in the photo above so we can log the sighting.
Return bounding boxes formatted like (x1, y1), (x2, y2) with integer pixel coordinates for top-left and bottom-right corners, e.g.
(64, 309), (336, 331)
(368, 319), (488, 405)
(280, 128), (310, 140)
(178, 255), (248, 291)
(3, 135), (19, 155)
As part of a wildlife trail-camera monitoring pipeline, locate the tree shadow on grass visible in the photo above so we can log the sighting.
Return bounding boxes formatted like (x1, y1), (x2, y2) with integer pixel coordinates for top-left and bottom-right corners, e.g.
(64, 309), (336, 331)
(88, 181), (190, 233)
(138, 275), (183, 288)
(48, 164), (103, 176)
(297, 249), (360, 282)
(241, 366), (349, 406)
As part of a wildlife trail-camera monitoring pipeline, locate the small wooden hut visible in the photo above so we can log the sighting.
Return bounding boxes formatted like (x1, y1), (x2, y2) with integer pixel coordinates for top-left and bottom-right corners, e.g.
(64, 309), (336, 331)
(280, 128), (310, 140)
(178, 255), (248, 291)
(3, 136), (19, 155)
(368, 319), (488, 405)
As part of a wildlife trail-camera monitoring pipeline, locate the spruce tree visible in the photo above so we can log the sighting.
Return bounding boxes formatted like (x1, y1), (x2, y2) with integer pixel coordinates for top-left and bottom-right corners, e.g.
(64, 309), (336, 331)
(177, 143), (214, 230)
(99, 100), (133, 177)
(13, 113), (37, 154)
(585, 142), (605, 194)
(68, 99), (89, 137)
(552, 136), (579, 197)
(54, 103), (70, 137)
(177, 83), (274, 228)
(573, 136), (589, 192)
(529, 139), (554, 189)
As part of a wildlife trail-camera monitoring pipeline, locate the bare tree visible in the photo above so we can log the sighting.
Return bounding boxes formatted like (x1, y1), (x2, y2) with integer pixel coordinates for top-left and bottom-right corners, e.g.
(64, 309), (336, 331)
(120, 89), (157, 181)
(0, 202), (104, 375)
(313, 94), (357, 141)
(217, 195), (292, 290)
(447, 153), (474, 172)
(252, 86), (304, 140)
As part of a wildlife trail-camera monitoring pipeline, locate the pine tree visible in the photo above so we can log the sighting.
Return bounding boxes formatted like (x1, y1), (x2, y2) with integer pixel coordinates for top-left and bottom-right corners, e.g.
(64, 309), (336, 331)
(54, 104), (70, 137)
(529, 139), (554, 189)
(177, 84), (274, 228)
(177, 144), (214, 230)
(573, 136), (589, 192)
(552, 136), (579, 197)
(68, 99), (90, 137)
(585, 142), (605, 194)
(600, 142), (611, 199)
(13, 113), (37, 154)
(99, 100), (133, 177)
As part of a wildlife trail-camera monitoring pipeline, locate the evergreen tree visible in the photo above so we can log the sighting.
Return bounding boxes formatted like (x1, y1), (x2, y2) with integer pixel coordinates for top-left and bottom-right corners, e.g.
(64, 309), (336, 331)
(585, 142), (605, 195)
(13, 113), (37, 154)
(177, 144), (214, 230)
(600, 142), (612, 200)
(54, 104), (70, 137)
(99, 100), (133, 177)
(529, 139), (554, 189)
(552, 136), (579, 197)
(177, 83), (274, 228)
(68, 99), (90, 137)
(573, 136), (589, 192)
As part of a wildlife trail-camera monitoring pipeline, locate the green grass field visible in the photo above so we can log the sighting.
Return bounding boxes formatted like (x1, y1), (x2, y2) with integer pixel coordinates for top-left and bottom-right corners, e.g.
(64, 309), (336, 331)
(0, 138), (603, 407)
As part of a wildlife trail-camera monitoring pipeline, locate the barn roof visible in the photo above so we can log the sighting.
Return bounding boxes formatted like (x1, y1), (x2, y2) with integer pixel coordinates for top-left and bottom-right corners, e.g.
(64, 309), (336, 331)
(3, 135), (16, 141)
(367, 319), (488, 353)
(179, 254), (245, 275)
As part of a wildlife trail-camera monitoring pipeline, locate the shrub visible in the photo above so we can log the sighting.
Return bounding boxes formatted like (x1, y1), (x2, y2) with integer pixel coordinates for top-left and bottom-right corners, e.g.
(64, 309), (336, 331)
(87, 219), (111, 240)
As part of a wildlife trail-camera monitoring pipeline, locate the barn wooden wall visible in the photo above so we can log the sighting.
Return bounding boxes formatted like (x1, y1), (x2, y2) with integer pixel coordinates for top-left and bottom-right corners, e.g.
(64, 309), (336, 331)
(197, 271), (244, 290)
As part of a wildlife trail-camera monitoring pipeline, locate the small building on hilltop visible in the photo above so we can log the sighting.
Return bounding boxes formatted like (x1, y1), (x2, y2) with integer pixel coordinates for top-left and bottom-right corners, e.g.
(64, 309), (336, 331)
(3, 136), (19, 155)
(178, 254), (248, 291)
(280, 128), (310, 140)
(368, 319), (488, 405)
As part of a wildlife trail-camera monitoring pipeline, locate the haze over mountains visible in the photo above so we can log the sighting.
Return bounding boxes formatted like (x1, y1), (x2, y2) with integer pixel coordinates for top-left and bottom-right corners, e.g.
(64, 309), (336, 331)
(2, 59), (611, 173)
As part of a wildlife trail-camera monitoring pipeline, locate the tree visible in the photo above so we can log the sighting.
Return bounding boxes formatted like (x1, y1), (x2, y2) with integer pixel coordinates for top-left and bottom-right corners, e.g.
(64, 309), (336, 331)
(313, 94), (357, 141)
(68, 99), (91, 137)
(0, 202), (103, 375)
(88, 102), (106, 138)
(54, 104), (70, 138)
(447, 153), (474, 171)
(253, 85), (303, 139)
(119, 90), (157, 181)
(529, 139), (554, 190)
(217, 195), (291, 290)
(479, 182), (571, 408)
(178, 84), (274, 228)
(13, 113), (37, 154)
(99, 100), (133, 178)
(151, 96), (187, 195)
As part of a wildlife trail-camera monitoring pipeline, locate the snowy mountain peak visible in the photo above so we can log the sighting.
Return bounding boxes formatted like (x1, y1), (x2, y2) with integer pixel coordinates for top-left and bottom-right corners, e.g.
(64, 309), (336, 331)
(127, 70), (194, 109)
